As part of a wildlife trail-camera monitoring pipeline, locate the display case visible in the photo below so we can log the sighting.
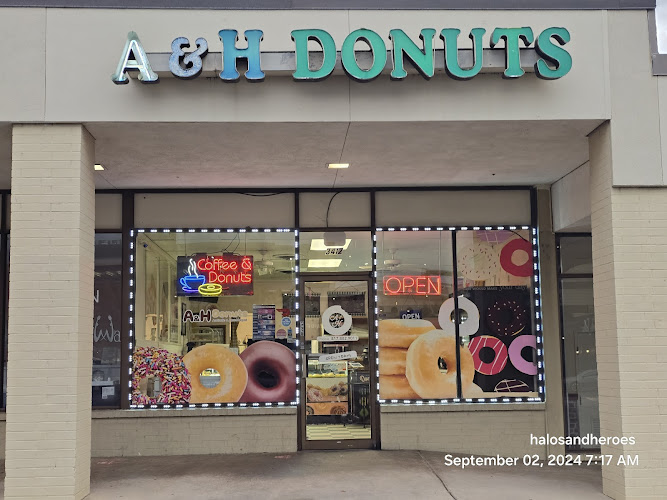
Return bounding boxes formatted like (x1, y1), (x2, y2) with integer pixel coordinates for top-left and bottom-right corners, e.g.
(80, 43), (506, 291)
(306, 356), (349, 416)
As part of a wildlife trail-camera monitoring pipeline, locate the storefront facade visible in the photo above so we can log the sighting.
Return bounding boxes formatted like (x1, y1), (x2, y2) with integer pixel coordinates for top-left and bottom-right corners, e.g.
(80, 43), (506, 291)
(0, 1), (666, 499)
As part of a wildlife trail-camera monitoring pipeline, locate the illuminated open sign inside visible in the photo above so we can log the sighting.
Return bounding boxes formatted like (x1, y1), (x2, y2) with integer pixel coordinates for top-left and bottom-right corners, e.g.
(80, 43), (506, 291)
(383, 275), (441, 296)
(177, 254), (253, 297)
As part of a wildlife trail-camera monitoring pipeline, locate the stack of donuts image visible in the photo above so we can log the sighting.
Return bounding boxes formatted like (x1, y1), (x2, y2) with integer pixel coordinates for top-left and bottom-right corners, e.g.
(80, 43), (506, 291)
(378, 319), (483, 399)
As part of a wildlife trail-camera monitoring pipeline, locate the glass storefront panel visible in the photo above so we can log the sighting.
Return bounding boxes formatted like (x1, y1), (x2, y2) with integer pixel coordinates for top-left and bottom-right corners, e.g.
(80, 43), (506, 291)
(559, 236), (593, 275)
(561, 277), (599, 449)
(456, 229), (538, 398)
(375, 228), (541, 401)
(93, 233), (123, 407)
(299, 231), (373, 273)
(132, 229), (297, 407)
(304, 279), (372, 443)
(376, 230), (456, 399)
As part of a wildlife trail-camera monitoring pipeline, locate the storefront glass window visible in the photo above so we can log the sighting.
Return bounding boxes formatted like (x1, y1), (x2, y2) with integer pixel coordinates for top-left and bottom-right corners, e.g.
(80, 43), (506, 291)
(456, 229), (538, 398)
(299, 231), (373, 273)
(559, 236), (593, 275)
(375, 228), (541, 401)
(93, 233), (123, 407)
(558, 235), (599, 450)
(377, 230), (456, 399)
(132, 229), (297, 407)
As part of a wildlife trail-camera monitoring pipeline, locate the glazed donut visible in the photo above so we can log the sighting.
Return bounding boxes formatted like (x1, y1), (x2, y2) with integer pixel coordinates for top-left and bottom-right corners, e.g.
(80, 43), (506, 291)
(379, 375), (420, 399)
(500, 237), (533, 277)
(379, 347), (407, 376)
(198, 283), (224, 296)
(495, 379), (531, 392)
(406, 329), (474, 398)
(183, 344), (248, 403)
(378, 319), (435, 348)
(468, 335), (508, 376)
(457, 241), (500, 282)
(131, 346), (191, 405)
(486, 299), (528, 336)
(239, 341), (297, 403)
(508, 335), (538, 375)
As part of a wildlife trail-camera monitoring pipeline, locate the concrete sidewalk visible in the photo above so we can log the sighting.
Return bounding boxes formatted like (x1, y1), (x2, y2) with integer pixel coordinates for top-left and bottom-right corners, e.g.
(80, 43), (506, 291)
(78, 450), (607, 500)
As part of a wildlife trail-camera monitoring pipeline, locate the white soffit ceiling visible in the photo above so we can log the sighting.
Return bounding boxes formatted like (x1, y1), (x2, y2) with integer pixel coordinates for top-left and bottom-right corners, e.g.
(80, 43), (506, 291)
(0, 120), (601, 190)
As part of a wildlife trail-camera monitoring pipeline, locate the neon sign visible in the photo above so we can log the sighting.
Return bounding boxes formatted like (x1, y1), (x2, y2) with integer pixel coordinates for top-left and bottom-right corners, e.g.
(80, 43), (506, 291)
(383, 275), (441, 296)
(177, 254), (253, 297)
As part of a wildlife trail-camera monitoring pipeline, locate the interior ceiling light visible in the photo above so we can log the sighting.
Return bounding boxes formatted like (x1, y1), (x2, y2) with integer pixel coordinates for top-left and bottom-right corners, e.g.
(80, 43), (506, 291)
(310, 238), (351, 251)
(94, 164), (105, 171)
(327, 163), (349, 169)
(307, 259), (342, 268)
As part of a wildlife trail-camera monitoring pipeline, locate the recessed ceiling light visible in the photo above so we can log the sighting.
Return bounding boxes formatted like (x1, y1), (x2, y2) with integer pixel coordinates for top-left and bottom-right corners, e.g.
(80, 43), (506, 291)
(94, 164), (105, 171)
(310, 239), (352, 251)
(327, 163), (349, 169)
(307, 259), (342, 268)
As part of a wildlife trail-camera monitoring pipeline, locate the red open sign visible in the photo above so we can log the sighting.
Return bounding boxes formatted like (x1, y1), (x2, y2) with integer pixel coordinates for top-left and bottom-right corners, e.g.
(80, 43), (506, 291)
(383, 275), (441, 296)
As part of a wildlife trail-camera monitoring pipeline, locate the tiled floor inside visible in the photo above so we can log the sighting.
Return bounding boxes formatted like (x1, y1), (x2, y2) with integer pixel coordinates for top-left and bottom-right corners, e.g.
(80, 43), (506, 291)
(306, 424), (372, 441)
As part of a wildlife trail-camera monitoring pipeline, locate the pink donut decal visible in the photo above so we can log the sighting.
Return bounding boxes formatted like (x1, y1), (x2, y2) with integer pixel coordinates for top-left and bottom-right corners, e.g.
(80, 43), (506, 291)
(500, 238), (533, 277)
(508, 335), (538, 375)
(239, 341), (297, 403)
(468, 335), (508, 376)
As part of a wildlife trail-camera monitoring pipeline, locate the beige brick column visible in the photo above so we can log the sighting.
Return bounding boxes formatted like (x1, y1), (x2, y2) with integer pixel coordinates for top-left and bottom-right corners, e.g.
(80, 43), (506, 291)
(5, 124), (95, 499)
(589, 122), (667, 499)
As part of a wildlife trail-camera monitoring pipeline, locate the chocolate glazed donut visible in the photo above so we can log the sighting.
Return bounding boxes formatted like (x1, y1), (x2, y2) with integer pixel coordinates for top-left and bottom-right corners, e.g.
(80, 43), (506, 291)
(239, 341), (297, 403)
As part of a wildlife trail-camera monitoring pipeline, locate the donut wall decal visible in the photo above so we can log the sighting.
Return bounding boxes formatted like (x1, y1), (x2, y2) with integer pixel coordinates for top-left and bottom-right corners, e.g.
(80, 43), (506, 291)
(131, 341), (297, 406)
(461, 287), (537, 394)
(377, 320), (481, 399)
(131, 347), (191, 405)
(438, 296), (480, 338)
(374, 226), (544, 404)
(456, 230), (532, 287)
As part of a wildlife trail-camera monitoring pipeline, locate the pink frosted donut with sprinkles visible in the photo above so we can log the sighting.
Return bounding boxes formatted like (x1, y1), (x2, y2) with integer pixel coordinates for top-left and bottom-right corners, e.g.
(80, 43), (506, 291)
(132, 346), (191, 405)
(468, 335), (508, 376)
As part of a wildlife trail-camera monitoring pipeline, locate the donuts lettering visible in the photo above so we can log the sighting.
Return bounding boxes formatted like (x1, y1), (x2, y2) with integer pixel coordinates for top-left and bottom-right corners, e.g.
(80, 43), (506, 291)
(183, 344), (248, 403)
(378, 347), (407, 376)
(500, 237), (533, 278)
(406, 329), (474, 398)
(486, 299), (528, 337)
(239, 341), (296, 403)
(508, 335), (538, 375)
(378, 319), (435, 348)
(131, 346), (191, 405)
(468, 335), (508, 376)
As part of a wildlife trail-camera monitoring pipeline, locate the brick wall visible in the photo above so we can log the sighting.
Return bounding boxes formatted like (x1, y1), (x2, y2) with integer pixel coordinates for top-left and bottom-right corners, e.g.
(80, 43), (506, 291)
(380, 406), (548, 458)
(91, 410), (298, 456)
(590, 122), (667, 499)
(5, 124), (95, 499)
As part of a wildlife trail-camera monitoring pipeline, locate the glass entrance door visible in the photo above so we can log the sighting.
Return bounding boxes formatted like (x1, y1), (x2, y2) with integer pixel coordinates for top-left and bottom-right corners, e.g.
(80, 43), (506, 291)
(299, 278), (376, 449)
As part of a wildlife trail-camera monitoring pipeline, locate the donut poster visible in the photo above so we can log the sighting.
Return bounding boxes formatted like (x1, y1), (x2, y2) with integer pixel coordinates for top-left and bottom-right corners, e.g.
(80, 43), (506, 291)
(461, 287), (537, 395)
(131, 340), (297, 406)
(457, 230), (533, 287)
(377, 288), (537, 400)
